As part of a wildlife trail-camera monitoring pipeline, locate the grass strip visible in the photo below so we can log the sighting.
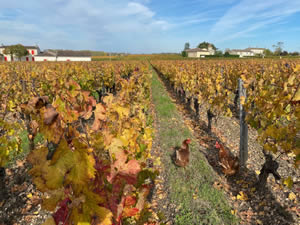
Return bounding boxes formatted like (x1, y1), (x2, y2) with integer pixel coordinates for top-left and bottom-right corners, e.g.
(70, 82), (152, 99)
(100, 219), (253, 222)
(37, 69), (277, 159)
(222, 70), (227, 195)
(151, 69), (238, 225)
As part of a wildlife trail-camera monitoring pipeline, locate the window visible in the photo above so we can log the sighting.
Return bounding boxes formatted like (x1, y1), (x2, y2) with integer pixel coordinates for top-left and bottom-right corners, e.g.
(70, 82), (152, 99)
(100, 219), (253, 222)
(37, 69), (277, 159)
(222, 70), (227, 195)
(26, 57), (29, 61)
(44, 59), (47, 61)
(31, 50), (34, 55)
(67, 59), (70, 61)
(32, 57), (35, 61)
(4, 56), (7, 61)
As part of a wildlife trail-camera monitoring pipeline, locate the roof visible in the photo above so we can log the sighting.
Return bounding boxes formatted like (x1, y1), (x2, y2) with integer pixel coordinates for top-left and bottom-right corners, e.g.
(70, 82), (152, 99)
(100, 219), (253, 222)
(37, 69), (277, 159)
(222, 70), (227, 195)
(230, 49), (253, 53)
(36, 50), (91, 57)
(185, 48), (209, 52)
(0, 45), (40, 49)
(246, 47), (265, 50)
(57, 50), (91, 57)
(36, 51), (56, 57)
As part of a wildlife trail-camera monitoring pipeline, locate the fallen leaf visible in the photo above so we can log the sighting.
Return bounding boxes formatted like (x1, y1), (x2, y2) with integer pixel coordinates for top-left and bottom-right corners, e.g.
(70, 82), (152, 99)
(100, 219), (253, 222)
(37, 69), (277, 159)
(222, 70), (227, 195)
(288, 192), (296, 201)
(27, 193), (33, 199)
(231, 210), (236, 215)
(283, 176), (293, 189)
(237, 191), (248, 201)
(256, 219), (263, 224)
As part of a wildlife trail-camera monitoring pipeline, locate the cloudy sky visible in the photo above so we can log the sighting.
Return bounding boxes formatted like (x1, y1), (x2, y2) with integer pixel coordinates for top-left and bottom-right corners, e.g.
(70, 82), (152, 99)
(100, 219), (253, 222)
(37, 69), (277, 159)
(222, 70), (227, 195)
(0, 0), (300, 53)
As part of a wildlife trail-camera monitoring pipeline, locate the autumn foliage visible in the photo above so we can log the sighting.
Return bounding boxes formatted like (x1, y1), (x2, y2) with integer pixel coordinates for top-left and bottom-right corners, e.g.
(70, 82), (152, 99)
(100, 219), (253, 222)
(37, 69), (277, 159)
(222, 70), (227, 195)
(152, 59), (300, 168)
(0, 61), (156, 224)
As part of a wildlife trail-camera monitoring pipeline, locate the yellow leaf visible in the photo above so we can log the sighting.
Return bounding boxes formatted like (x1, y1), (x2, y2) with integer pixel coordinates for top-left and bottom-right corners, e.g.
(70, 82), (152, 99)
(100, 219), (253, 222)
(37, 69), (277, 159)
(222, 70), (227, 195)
(294, 65), (300, 72)
(256, 219), (263, 225)
(42, 189), (64, 211)
(95, 206), (113, 225)
(288, 192), (296, 201)
(27, 193), (33, 199)
(255, 170), (260, 175)
(240, 96), (246, 105)
(237, 191), (248, 201)
(42, 217), (56, 225)
(154, 157), (161, 166)
(288, 75), (295, 85)
(283, 176), (293, 189)
(294, 89), (300, 101)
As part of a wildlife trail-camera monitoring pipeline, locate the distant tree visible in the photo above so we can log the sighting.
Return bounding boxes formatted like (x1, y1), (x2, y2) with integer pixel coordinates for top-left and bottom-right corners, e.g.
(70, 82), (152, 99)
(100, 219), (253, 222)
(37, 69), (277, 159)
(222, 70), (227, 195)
(215, 49), (223, 56)
(272, 42), (284, 56)
(263, 49), (273, 56)
(3, 44), (28, 61)
(181, 42), (190, 57)
(224, 51), (230, 57)
(3, 46), (15, 61)
(197, 41), (217, 50)
(290, 51), (299, 56)
(280, 51), (288, 56)
(184, 42), (190, 50)
(14, 44), (29, 60)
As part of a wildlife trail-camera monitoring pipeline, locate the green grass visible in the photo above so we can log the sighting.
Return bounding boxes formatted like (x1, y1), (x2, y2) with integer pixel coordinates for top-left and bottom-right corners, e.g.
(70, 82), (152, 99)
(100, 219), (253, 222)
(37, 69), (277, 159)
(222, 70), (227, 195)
(151, 69), (238, 225)
(6, 130), (44, 167)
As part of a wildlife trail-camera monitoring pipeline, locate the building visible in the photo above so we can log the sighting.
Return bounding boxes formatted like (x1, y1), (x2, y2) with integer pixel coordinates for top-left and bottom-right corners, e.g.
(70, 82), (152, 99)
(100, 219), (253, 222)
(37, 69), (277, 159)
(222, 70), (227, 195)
(0, 45), (92, 62)
(229, 49), (255, 57)
(228, 47), (266, 58)
(246, 47), (265, 55)
(0, 45), (40, 61)
(35, 50), (91, 61)
(186, 45), (215, 58)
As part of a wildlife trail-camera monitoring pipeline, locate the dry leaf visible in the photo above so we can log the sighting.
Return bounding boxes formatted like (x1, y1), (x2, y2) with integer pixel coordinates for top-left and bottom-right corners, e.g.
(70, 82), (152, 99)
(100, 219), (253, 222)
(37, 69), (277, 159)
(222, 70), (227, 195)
(288, 192), (296, 201)
(27, 193), (33, 199)
(237, 191), (248, 201)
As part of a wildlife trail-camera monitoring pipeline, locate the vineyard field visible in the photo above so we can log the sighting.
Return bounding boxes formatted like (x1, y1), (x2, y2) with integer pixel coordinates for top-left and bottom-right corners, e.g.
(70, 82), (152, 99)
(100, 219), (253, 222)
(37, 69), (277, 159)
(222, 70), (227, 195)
(0, 59), (299, 225)
(151, 59), (300, 168)
(0, 61), (156, 225)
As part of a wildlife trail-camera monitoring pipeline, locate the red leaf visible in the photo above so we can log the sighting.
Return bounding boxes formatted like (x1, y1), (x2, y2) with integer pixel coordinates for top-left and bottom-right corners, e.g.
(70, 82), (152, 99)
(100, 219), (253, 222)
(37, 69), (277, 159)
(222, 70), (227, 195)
(124, 196), (136, 207)
(123, 207), (139, 217)
(53, 198), (71, 225)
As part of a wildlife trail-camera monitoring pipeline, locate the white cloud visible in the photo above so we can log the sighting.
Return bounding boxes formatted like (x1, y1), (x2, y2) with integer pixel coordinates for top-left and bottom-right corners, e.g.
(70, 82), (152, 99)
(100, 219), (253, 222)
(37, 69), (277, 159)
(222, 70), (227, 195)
(122, 2), (155, 18)
(0, 0), (172, 52)
(210, 0), (300, 41)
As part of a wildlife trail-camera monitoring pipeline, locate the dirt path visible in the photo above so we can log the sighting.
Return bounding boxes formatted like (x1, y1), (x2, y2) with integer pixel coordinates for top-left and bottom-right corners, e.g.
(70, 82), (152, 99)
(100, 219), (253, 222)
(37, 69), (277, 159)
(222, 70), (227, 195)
(148, 68), (238, 225)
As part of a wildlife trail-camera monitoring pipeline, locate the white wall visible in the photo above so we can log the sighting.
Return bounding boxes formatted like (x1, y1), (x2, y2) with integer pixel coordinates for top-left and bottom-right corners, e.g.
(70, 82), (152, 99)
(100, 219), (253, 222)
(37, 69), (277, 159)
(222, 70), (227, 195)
(197, 51), (210, 57)
(27, 49), (40, 56)
(35, 56), (57, 62)
(240, 52), (254, 57)
(57, 57), (91, 61)
(249, 49), (264, 55)
(187, 52), (197, 58)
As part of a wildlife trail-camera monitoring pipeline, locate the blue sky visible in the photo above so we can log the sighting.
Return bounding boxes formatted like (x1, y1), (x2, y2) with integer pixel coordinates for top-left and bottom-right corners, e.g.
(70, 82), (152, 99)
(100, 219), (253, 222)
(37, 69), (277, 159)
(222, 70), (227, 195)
(0, 0), (300, 53)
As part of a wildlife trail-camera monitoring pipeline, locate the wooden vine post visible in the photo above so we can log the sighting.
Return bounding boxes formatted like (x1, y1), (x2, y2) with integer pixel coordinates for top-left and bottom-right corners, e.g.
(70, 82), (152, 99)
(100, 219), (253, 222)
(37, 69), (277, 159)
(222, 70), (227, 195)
(239, 78), (248, 166)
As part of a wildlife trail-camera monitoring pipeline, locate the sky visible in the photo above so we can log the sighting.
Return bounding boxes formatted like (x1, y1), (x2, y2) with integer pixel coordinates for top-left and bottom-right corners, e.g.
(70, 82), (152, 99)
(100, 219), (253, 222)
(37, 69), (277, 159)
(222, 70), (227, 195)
(0, 0), (300, 53)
